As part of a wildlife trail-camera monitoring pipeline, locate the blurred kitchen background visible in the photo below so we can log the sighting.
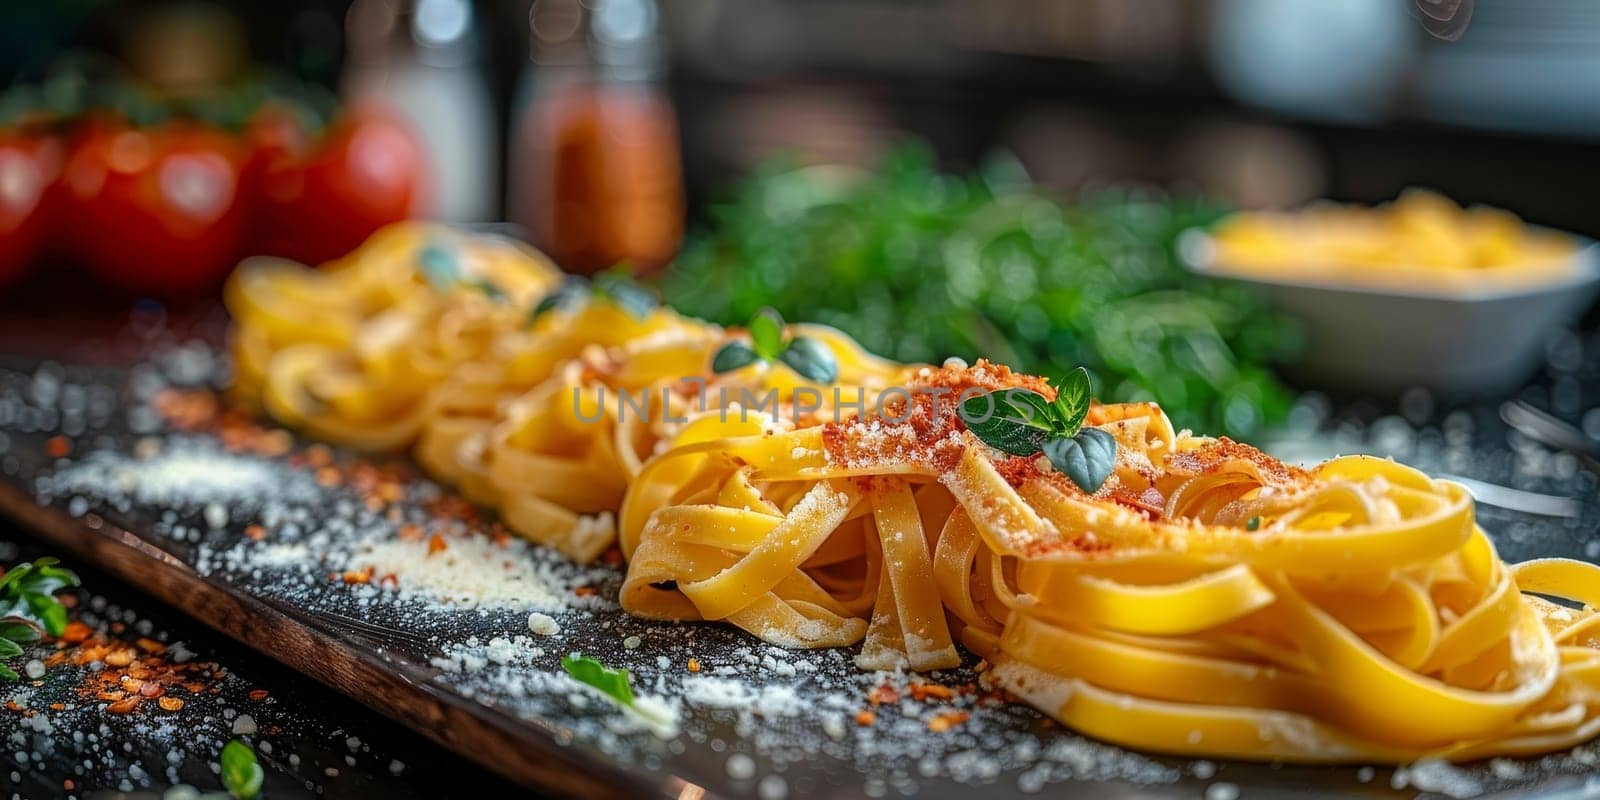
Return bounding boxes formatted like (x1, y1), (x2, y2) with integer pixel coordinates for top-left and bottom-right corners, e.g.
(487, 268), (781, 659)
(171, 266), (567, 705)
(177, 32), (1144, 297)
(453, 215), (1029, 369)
(6, 0), (1598, 241)
(4, 0), (1600, 442)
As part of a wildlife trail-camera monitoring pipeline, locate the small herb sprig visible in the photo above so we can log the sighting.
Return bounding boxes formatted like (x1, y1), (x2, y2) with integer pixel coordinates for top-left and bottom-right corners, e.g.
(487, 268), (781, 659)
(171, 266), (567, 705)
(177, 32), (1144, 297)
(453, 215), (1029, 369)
(418, 242), (505, 301)
(959, 367), (1117, 494)
(562, 652), (635, 707)
(711, 308), (838, 384)
(0, 557), (80, 681)
(220, 739), (264, 800)
(531, 268), (658, 322)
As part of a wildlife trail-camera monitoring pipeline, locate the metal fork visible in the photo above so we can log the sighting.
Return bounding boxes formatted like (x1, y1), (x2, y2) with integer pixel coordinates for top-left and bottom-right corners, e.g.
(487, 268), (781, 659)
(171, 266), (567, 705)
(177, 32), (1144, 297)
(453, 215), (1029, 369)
(1502, 400), (1600, 474)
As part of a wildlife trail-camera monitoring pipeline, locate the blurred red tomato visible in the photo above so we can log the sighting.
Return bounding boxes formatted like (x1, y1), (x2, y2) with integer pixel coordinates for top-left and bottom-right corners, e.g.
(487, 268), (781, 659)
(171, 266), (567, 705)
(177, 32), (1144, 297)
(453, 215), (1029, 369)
(240, 104), (308, 202)
(0, 130), (63, 288)
(61, 122), (248, 295)
(255, 107), (429, 265)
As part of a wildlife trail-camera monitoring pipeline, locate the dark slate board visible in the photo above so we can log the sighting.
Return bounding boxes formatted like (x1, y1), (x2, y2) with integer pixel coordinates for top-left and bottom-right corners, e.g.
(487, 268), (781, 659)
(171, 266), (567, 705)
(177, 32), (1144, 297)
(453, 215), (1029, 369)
(1, 341), (1598, 800)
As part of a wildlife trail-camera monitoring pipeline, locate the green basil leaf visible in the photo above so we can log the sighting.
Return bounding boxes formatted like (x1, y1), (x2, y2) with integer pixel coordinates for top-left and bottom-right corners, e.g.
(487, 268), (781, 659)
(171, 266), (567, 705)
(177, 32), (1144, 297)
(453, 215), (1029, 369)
(0, 563), (31, 595)
(220, 740), (264, 800)
(1053, 366), (1092, 434)
(593, 271), (658, 320)
(960, 392), (1050, 456)
(711, 341), (762, 374)
(0, 560), (78, 637)
(17, 561), (78, 597)
(24, 593), (65, 638)
(417, 243), (460, 291)
(0, 620), (40, 643)
(529, 279), (588, 322)
(0, 663), (16, 682)
(466, 279), (507, 303)
(748, 308), (785, 360)
(531, 293), (569, 320)
(0, 638), (23, 659)
(1044, 427), (1117, 494)
(561, 653), (635, 707)
(999, 389), (1058, 432)
(778, 336), (838, 384)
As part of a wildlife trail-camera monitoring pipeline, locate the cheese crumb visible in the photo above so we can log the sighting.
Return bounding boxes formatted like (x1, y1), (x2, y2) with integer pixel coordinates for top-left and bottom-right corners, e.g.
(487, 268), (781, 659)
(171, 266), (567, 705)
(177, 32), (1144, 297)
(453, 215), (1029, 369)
(528, 612), (561, 636)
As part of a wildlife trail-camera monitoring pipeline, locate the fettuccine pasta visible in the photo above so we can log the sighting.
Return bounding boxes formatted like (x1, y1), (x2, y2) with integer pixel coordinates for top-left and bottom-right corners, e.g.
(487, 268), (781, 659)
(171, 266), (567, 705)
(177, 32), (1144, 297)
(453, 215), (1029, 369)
(228, 225), (1600, 763)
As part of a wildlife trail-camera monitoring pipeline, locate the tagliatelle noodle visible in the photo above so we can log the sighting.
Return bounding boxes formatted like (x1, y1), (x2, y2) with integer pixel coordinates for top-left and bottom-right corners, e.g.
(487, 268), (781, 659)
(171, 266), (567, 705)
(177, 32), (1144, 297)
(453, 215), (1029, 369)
(617, 362), (1600, 761)
(229, 224), (562, 449)
(229, 227), (1600, 762)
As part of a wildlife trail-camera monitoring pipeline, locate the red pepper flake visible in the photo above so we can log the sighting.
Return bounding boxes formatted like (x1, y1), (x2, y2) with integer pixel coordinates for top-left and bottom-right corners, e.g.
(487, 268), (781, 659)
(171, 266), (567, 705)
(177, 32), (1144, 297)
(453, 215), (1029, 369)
(62, 780), (74, 792)
(45, 436), (71, 458)
(258, 430), (293, 457)
(868, 685), (900, 707)
(307, 444), (334, 467)
(686, 658), (701, 673)
(158, 696), (185, 712)
(248, 689), (269, 702)
(422, 494), (479, 522)
(105, 697), (142, 714)
(316, 466), (342, 487)
(135, 637), (166, 654)
(244, 524), (267, 541)
(909, 683), (954, 702)
(153, 389), (221, 430)
(427, 534), (448, 556)
(342, 567), (374, 585)
(398, 524), (424, 542)
(573, 586), (597, 598)
(977, 688), (1011, 706)
(59, 621), (91, 644)
(855, 710), (876, 726)
(927, 711), (970, 732)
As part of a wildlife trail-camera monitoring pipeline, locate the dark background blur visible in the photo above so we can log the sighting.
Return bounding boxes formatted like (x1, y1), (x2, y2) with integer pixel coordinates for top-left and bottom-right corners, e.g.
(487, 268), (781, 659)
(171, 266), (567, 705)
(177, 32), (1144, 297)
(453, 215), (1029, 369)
(6, 0), (1598, 235)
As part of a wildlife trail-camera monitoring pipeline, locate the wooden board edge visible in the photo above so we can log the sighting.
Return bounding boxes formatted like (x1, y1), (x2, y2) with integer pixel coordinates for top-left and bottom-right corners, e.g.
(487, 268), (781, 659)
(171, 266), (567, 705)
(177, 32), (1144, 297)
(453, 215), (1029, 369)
(0, 480), (665, 800)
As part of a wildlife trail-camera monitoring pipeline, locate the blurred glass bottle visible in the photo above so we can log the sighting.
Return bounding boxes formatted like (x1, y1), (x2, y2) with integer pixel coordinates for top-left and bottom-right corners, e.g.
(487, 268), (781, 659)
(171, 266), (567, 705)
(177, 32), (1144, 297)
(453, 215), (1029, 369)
(343, 0), (497, 221)
(509, 0), (683, 274)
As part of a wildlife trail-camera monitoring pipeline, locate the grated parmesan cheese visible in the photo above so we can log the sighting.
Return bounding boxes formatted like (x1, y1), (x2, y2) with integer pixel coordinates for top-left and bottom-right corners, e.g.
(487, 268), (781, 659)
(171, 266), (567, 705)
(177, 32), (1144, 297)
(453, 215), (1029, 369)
(352, 537), (564, 610)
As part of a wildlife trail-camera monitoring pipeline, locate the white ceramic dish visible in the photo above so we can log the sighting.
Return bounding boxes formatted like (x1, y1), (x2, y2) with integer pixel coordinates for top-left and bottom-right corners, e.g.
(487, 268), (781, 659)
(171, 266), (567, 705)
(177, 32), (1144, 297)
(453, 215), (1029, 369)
(1179, 230), (1600, 395)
